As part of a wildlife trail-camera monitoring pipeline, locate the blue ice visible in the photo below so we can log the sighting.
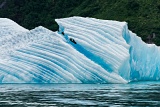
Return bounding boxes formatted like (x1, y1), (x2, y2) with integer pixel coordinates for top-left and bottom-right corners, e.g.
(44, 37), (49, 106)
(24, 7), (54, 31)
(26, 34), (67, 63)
(0, 17), (159, 83)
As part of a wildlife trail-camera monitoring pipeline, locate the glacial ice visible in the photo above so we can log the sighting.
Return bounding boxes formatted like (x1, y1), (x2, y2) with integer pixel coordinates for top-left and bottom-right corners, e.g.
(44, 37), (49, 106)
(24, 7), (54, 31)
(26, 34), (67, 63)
(0, 17), (159, 83)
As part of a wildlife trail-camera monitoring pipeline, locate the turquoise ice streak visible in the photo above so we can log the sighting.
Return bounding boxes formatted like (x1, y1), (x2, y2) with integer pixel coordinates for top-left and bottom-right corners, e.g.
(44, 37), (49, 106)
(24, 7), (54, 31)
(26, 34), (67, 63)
(0, 17), (160, 83)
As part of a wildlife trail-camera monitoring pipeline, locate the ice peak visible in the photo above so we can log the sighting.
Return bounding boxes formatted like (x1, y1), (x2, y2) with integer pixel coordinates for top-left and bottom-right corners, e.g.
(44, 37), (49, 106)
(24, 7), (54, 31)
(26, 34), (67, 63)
(0, 18), (28, 32)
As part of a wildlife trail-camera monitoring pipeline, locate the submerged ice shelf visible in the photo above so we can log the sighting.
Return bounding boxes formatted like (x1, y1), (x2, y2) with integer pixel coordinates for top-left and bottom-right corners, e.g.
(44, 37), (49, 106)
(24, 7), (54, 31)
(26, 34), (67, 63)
(0, 17), (159, 83)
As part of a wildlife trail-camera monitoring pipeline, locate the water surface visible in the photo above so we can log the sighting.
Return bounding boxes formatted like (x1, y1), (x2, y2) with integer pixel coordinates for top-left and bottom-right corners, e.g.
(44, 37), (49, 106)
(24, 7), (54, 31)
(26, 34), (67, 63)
(0, 82), (160, 106)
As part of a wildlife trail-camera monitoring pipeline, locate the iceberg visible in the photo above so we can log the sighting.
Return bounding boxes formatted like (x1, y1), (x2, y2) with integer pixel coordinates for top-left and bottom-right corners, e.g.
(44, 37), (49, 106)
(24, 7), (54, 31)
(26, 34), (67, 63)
(0, 17), (159, 83)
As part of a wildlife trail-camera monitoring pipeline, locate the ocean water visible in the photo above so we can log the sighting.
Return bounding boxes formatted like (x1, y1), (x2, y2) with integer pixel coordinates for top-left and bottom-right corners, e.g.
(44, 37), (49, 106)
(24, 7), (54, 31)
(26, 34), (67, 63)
(0, 82), (160, 107)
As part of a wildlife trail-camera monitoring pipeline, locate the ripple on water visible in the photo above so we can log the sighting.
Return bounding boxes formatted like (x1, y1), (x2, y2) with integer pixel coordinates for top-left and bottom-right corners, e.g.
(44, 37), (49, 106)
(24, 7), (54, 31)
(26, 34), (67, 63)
(0, 82), (160, 106)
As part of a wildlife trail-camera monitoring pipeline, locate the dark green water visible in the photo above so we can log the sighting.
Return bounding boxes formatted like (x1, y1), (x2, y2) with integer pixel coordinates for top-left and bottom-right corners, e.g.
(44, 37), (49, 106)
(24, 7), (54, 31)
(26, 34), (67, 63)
(0, 82), (160, 106)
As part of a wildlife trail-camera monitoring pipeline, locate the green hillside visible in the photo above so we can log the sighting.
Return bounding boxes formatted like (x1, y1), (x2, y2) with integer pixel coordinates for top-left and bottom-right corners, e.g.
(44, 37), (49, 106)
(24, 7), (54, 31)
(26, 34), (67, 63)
(0, 0), (160, 45)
